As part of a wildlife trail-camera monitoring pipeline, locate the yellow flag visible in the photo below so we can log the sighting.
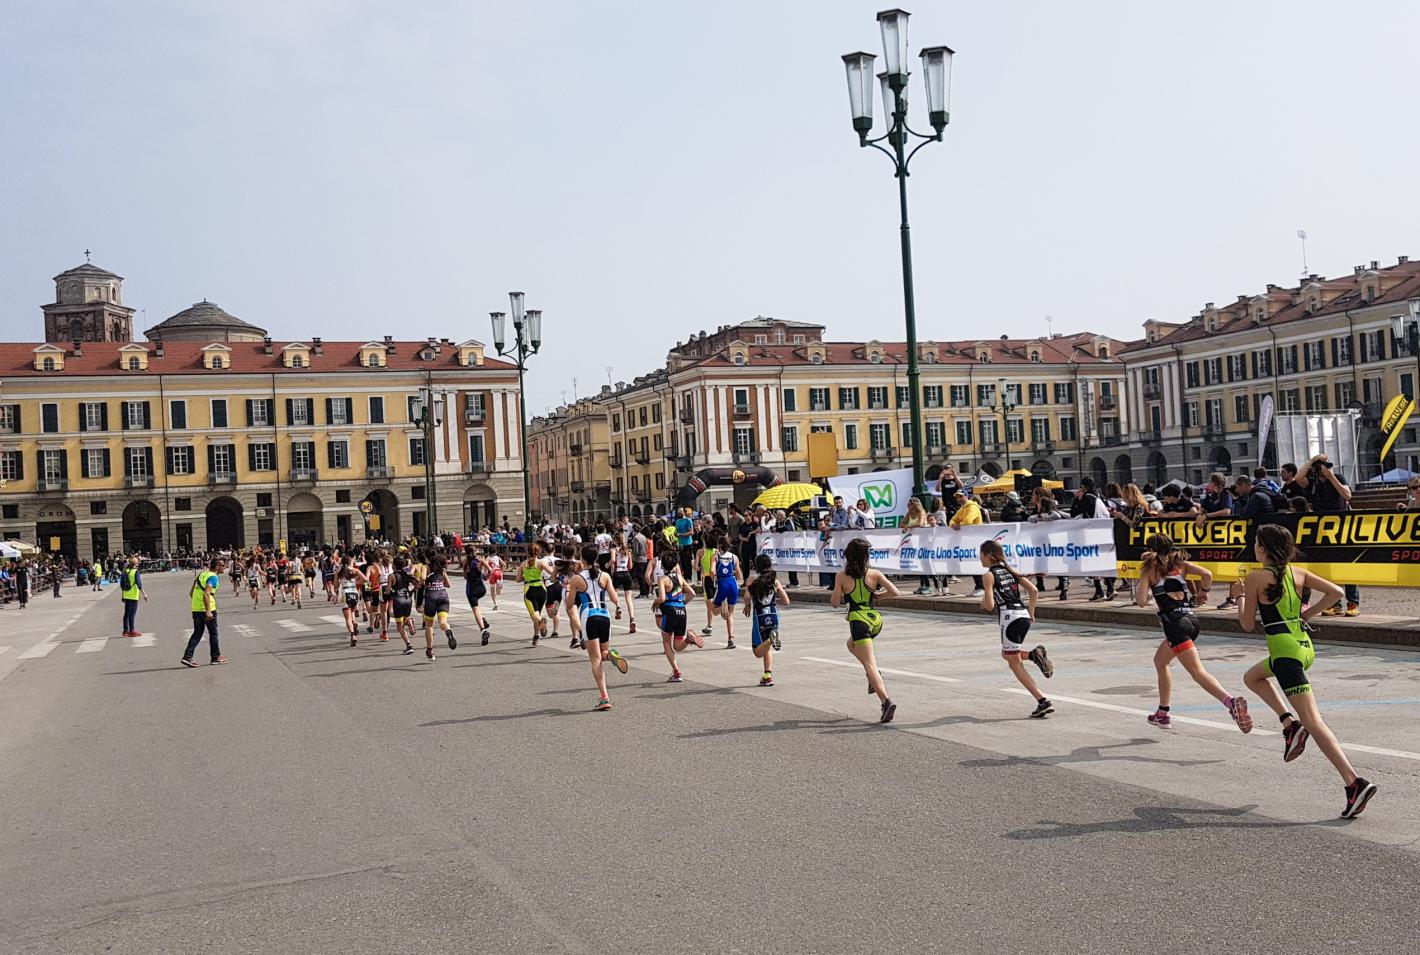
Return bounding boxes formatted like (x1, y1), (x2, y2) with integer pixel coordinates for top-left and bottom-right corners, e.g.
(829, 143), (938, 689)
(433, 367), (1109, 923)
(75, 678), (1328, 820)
(1379, 393), (1416, 462)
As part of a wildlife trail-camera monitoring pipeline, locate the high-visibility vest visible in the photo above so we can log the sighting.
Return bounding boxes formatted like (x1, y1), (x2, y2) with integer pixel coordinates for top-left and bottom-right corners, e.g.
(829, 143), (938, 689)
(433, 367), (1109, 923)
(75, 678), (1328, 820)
(121, 568), (140, 600)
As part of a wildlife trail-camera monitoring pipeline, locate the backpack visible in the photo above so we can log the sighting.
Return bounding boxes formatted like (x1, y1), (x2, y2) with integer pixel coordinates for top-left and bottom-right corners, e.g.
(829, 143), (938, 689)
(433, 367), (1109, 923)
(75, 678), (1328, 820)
(630, 534), (647, 563)
(1257, 486), (1286, 513)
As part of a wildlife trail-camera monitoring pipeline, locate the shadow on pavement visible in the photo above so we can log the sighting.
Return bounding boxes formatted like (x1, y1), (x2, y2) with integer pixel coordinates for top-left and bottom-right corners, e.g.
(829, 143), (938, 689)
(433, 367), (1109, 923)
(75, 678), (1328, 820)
(679, 716), (857, 739)
(960, 738), (1223, 770)
(420, 707), (593, 726)
(1004, 804), (1334, 840)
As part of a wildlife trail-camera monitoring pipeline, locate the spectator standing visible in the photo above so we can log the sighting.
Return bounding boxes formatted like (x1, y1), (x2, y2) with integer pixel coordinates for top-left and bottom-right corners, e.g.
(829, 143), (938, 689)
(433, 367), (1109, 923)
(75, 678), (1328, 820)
(182, 557), (227, 667)
(851, 498), (875, 530)
(998, 491), (1029, 523)
(948, 491), (985, 596)
(1297, 455), (1359, 616)
(119, 556), (147, 637)
(1072, 478), (1114, 601)
(1028, 488), (1069, 599)
(936, 465), (963, 520)
(15, 559), (29, 610)
(1197, 473), (1235, 520)
(827, 496), (853, 529)
(675, 508), (695, 577)
(903, 497), (939, 595)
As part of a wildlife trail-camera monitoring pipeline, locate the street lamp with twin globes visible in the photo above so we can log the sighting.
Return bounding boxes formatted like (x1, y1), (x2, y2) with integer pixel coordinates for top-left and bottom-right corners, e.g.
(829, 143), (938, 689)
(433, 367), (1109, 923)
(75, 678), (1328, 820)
(491, 292), (542, 539)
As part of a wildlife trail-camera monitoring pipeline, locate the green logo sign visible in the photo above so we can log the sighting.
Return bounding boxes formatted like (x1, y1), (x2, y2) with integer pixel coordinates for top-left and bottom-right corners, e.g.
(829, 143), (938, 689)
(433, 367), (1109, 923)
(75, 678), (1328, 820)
(863, 483), (894, 510)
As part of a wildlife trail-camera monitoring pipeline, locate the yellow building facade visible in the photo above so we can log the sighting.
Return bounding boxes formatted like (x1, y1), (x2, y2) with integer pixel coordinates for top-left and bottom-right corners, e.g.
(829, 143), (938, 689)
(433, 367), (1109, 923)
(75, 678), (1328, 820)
(0, 337), (525, 559)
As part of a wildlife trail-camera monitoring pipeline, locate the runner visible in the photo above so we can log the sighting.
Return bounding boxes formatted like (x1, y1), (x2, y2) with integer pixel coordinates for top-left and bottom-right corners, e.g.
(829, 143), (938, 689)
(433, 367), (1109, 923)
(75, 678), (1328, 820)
(390, 555), (417, 655)
(830, 537), (899, 723)
(264, 557), (279, 606)
(610, 532), (638, 634)
(696, 534), (719, 640)
(229, 557), (243, 595)
(519, 543), (549, 646)
(379, 549), (395, 640)
(462, 544), (494, 646)
(420, 554), (457, 661)
(338, 558), (366, 645)
(569, 544), (626, 711)
(563, 547), (586, 651)
(655, 550), (700, 682)
(246, 557), (262, 609)
(1134, 533), (1252, 733)
(283, 553), (304, 609)
(978, 540), (1054, 718)
(485, 552), (504, 610)
(545, 546), (568, 644)
(321, 550), (337, 603)
(1238, 524), (1378, 818)
(744, 554), (789, 687)
(363, 552), (385, 638)
(712, 534), (742, 650)
(303, 553), (318, 599)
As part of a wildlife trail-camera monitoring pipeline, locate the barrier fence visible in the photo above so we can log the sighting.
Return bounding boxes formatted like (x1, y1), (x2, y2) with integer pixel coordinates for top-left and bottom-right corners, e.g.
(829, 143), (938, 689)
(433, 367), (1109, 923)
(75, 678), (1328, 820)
(759, 514), (1420, 587)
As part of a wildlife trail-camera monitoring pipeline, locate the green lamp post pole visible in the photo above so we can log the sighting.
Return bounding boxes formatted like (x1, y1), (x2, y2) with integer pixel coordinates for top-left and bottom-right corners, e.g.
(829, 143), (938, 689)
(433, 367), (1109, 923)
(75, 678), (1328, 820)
(842, 9), (953, 508)
(492, 293), (542, 541)
(418, 380), (439, 541)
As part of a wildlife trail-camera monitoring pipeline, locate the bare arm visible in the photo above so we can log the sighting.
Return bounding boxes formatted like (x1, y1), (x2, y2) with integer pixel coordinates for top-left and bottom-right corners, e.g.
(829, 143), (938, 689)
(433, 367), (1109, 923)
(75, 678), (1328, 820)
(1134, 569), (1153, 608)
(830, 573), (846, 609)
(1181, 560), (1213, 591)
(1296, 567), (1344, 620)
(603, 573), (619, 608)
(775, 581), (790, 607)
(1238, 572), (1266, 632)
(980, 579), (995, 613)
(1020, 574), (1039, 619)
(870, 569), (901, 598)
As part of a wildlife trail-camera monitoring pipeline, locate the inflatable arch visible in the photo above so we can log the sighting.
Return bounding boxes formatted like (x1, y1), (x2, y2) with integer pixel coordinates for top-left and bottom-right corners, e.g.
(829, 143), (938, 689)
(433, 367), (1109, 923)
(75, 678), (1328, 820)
(674, 466), (784, 508)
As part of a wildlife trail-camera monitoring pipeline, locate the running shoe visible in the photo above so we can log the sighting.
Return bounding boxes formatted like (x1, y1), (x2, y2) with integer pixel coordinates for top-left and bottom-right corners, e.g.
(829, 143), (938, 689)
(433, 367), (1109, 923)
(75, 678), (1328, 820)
(380, 633), (390, 642)
(569, 636), (579, 649)
(970, 589), (985, 597)
(629, 622), (637, 634)
(1227, 695), (1254, 734)
(1029, 698), (1054, 718)
(759, 673), (774, 687)
(350, 637), (358, 648)
(1028, 645), (1053, 678)
(594, 697), (612, 711)
(770, 630), (782, 652)
(1147, 708), (1172, 728)
(211, 656), (228, 665)
(578, 638), (587, 650)
(426, 648), (435, 661)
(1344, 602), (1360, 617)
(531, 634), (540, 648)
(481, 628), (491, 646)
(180, 658), (199, 668)
(446, 630), (457, 650)
(402, 645), (415, 656)
(668, 671), (683, 683)
(691, 632), (704, 649)
(1321, 604), (1342, 616)
(615, 608), (622, 620)
(1218, 598), (1238, 611)
(609, 648), (629, 674)
(701, 626), (712, 636)
(879, 698), (897, 724)
(726, 639), (736, 650)
(1283, 720), (1310, 762)
(1341, 778), (1377, 818)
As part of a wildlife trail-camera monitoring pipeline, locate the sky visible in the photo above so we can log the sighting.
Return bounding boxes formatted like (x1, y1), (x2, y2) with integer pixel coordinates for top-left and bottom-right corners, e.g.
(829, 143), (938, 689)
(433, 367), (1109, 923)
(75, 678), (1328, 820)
(2, 1), (1417, 416)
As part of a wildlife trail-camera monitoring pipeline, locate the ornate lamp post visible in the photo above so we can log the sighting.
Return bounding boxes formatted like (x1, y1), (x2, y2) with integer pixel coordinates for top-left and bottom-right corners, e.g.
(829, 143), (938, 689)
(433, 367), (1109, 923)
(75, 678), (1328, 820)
(491, 292), (542, 539)
(842, 9), (953, 507)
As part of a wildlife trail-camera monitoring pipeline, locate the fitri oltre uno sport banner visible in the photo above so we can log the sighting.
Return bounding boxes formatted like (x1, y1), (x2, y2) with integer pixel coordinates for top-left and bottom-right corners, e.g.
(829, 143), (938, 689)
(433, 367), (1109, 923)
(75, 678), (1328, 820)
(761, 514), (1420, 586)
(1117, 514), (1420, 587)
(758, 521), (1117, 577)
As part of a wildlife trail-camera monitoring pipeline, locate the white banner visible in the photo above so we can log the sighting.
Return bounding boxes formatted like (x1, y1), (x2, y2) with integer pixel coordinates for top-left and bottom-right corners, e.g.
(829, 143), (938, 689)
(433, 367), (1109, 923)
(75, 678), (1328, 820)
(759, 520), (1117, 577)
(1256, 394), (1275, 461)
(826, 467), (914, 528)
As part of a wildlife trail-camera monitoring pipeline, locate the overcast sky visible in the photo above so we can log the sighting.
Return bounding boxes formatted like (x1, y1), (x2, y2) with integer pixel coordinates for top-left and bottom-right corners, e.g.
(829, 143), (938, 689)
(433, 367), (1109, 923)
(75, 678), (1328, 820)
(2, 1), (1415, 415)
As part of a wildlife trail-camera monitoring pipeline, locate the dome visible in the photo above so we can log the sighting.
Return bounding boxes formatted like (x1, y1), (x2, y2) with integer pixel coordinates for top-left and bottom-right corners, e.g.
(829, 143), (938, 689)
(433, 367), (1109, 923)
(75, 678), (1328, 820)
(144, 300), (267, 342)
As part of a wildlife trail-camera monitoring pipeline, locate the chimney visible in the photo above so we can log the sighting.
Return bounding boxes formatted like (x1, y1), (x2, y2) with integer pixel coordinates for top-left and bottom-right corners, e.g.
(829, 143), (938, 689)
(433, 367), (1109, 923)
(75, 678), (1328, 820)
(1371, 260), (1379, 270)
(311, 336), (322, 356)
(1354, 265), (1364, 275)
(1401, 256), (1410, 265)
(153, 335), (164, 358)
(262, 336), (273, 355)
(72, 340), (82, 358)
(1205, 302), (1214, 309)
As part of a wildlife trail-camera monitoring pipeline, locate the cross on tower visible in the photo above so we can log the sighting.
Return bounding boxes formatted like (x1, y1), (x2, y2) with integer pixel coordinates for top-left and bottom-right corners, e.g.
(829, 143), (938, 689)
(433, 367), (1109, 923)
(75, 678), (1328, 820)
(84, 248), (91, 263)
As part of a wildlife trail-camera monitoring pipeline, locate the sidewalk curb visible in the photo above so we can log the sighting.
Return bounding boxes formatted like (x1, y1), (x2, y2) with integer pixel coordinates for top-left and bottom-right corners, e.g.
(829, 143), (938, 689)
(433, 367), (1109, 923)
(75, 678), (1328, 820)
(781, 587), (1420, 652)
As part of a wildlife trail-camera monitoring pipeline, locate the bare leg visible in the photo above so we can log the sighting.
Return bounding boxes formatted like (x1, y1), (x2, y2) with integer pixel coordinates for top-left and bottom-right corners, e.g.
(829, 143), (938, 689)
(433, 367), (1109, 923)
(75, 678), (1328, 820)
(586, 639), (610, 700)
(1006, 652), (1044, 700)
(1290, 691), (1359, 785)
(848, 638), (887, 702)
(1176, 646), (1231, 704)
(662, 633), (677, 672)
(1244, 660), (1289, 718)
(1153, 640), (1174, 707)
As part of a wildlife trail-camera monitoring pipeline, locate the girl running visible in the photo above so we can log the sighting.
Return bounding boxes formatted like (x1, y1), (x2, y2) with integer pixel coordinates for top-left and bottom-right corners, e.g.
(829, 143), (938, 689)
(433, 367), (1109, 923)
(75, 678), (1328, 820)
(610, 532), (638, 634)
(545, 547), (568, 644)
(421, 554), (457, 661)
(284, 554), (304, 609)
(486, 552), (504, 610)
(563, 547), (585, 651)
(830, 537), (899, 724)
(655, 550), (700, 682)
(744, 554), (789, 687)
(463, 545), (493, 646)
(322, 551), (337, 603)
(229, 558), (243, 595)
(264, 558), (279, 605)
(568, 544), (627, 711)
(379, 550), (395, 641)
(390, 556), (417, 655)
(1134, 533), (1252, 733)
(696, 535), (718, 639)
(711, 535), (742, 649)
(1238, 525), (1377, 818)
(303, 554), (317, 598)
(979, 540), (1054, 718)
(338, 558), (366, 645)
(362, 554), (385, 637)
(246, 558), (262, 609)
(519, 543), (549, 646)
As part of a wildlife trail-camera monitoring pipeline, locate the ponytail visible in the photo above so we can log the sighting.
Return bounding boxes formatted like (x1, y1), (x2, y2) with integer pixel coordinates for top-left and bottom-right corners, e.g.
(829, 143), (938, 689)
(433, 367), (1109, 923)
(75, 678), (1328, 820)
(749, 553), (777, 603)
(1140, 532), (1185, 578)
(978, 539), (1020, 580)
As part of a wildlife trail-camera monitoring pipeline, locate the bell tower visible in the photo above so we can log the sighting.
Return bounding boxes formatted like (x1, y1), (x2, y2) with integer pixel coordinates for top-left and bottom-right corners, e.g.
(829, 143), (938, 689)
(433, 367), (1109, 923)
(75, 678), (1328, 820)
(42, 254), (135, 342)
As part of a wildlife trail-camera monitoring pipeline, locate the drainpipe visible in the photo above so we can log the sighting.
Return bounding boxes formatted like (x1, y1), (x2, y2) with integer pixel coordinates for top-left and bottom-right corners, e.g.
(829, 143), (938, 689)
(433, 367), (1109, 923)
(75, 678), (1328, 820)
(1266, 325), (1279, 472)
(1072, 362), (1083, 487)
(158, 373), (172, 554)
(967, 362), (977, 476)
(270, 372), (282, 546)
(1170, 343), (1187, 482)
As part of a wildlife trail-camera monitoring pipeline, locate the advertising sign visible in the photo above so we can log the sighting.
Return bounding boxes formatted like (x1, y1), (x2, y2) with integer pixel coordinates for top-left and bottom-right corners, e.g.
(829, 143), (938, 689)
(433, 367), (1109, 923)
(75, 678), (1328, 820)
(826, 467), (915, 528)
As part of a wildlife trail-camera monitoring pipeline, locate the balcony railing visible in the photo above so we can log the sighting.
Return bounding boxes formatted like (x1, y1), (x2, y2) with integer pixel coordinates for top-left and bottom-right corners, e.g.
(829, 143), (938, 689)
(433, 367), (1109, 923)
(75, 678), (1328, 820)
(208, 470), (237, 486)
(570, 480), (586, 493)
(367, 465), (395, 479)
(732, 404), (752, 419)
(609, 455), (624, 468)
(289, 467), (318, 482)
(1031, 439), (1055, 453)
(125, 474), (153, 489)
(634, 452), (651, 465)
(468, 460), (491, 474)
(568, 443), (583, 456)
(674, 455), (692, 470)
(1099, 395), (1117, 410)
(1141, 429), (1164, 445)
(979, 441), (1003, 455)
(870, 446), (896, 462)
(1143, 382), (1163, 400)
(810, 402), (830, 412)
(1101, 433), (1123, 447)
(925, 443), (950, 457)
(1202, 424), (1225, 441)
(39, 478), (69, 492)
(732, 451), (760, 465)
(679, 408), (694, 424)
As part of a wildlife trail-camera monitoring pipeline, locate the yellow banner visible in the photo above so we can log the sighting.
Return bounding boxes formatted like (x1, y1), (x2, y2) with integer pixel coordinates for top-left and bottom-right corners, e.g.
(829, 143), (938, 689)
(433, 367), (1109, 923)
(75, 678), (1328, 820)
(1379, 393), (1416, 462)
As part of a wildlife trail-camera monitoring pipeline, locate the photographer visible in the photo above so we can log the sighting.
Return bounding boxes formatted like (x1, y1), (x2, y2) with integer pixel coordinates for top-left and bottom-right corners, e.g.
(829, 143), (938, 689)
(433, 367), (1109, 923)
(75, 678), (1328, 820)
(1294, 455), (1359, 616)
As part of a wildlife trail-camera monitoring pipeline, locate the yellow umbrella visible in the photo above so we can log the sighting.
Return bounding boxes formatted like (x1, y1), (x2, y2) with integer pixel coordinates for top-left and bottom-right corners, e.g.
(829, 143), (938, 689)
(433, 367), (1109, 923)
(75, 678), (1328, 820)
(969, 469), (1064, 496)
(752, 482), (825, 510)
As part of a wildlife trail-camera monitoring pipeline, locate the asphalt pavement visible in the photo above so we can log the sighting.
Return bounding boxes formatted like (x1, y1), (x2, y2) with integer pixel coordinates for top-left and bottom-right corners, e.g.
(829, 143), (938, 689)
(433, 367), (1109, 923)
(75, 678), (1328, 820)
(1, 573), (1418, 954)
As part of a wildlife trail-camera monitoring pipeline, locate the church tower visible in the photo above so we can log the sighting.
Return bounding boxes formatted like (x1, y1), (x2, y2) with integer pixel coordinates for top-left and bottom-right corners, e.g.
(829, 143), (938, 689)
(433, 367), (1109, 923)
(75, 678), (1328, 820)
(42, 256), (135, 342)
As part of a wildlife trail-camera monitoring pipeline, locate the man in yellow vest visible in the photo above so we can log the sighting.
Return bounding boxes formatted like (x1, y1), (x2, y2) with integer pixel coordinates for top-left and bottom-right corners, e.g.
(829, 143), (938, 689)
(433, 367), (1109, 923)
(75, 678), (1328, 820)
(120, 556), (147, 637)
(182, 556), (228, 667)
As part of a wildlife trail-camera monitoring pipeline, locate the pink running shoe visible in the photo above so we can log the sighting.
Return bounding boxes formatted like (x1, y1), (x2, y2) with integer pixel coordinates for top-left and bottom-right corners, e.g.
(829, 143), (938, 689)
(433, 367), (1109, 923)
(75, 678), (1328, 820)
(1227, 695), (1253, 734)
(1147, 708), (1171, 728)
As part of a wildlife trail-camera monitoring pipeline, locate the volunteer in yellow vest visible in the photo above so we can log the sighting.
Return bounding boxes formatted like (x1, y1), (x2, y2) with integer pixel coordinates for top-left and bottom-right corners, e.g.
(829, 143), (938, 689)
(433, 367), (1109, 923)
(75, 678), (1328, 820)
(120, 556), (147, 638)
(182, 556), (228, 667)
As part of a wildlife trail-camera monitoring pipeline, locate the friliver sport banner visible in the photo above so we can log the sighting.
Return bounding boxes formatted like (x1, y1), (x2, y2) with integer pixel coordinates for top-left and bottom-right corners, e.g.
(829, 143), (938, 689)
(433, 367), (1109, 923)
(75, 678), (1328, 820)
(1117, 514), (1420, 587)
(759, 520), (1117, 577)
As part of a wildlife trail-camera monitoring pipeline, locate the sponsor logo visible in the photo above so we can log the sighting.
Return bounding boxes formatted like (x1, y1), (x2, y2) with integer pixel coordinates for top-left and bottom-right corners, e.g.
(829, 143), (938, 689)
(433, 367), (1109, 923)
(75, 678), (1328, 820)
(863, 483), (894, 510)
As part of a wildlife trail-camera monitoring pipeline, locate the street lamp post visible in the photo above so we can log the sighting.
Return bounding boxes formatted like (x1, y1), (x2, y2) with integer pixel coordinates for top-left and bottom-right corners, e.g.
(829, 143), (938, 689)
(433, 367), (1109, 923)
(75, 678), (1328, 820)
(991, 377), (1016, 469)
(492, 292), (542, 540)
(842, 9), (953, 509)
(417, 380), (442, 541)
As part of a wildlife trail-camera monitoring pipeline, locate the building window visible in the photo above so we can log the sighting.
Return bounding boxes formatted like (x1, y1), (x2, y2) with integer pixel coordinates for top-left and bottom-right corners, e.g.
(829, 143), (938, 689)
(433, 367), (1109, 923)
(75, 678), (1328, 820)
(925, 421), (946, 447)
(0, 405), (18, 434)
(1030, 418), (1050, 443)
(870, 423), (891, 450)
(167, 445), (193, 475)
(169, 400), (187, 430)
(291, 354), (304, 368)
(174, 497), (192, 512)
(212, 443), (234, 475)
(125, 447), (149, 479)
(653, 433), (662, 450)
(978, 419), (999, 446)
(329, 398), (352, 425)
(1305, 385), (1327, 412)
(1204, 358), (1222, 385)
(1004, 384), (1022, 406)
(1205, 399), (1222, 429)
(290, 399), (312, 427)
(782, 426), (799, 452)
(80, 402), (104, 432)
(1006, 419), (1025, 444)
(1234, 394), (1250, 423)
(1228, 355), (1247, 381)
(247, 400), (271, 428)
(327, 440), (349, 470)
(335, 489), (351, 504)
(782, 388), (796, 412)
(639, 407), (648, 427)
(866, 386), (888, 409)
(838, 387), (859, 411)
(89, 501), (105, 515)
(1059, 416), (1077, 441)
(469, 433), (485, 464)
(292, 441), (315, 471)
(976, 384), (995, 407)
(733, 428), (755, 455)
(369, 396), (385, 424)
(1054, 382), (1075, 404)
(250, 443), (275, 471)
(612, 413), (621, 433)
(809, 387), (830, 411)
(1028, 383), (1046, 405)
(366, 439), (388, 468)
(409, 437), (426, 466)
(955, 420), (972, 446)
(256, 492), (273, 507)
(1184, 402), (1199, 427)
(0, 451), (21, 482)
(844, 423), (859, 450)
(211, 399), (228, 428)
(42, 403), (60, 433)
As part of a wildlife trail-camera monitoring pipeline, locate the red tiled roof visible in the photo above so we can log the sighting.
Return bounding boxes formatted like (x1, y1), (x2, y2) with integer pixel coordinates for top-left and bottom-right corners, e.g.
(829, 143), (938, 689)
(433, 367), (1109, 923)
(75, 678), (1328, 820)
(684, 332), (1125, 368)
(0, 340), (516, 376)
(1119, 260), (1420, 354)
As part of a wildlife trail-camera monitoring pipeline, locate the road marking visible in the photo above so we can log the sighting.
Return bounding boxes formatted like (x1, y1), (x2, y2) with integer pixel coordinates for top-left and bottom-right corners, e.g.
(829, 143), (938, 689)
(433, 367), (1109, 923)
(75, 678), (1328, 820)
(18, 643), (58, 659)
(0, 647), (9, 655)
(76, 637), (108, 654)
(803, 656), (963, 683)
(319, 615), (347, 626)
(276, 619), (313, 633)
(130, 633), (156, 647)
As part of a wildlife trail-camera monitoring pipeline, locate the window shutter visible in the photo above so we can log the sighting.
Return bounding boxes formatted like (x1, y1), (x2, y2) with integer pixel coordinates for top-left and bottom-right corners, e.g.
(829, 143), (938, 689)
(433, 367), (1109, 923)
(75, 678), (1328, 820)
(1331, 338), (1339, 366)
(327, 441), (337, 469)
(285, 398), (294, 425)
(325, 398), (334, 423)
(100, 448), (111, 478)
(246, 399), (255, 426)
(165, 447), (175, 475)
(142, 402), (151, 430)
(1376, 331), (1386, 361)
(305, 398), (315, 423)
(247, 443), (257, 471)
(143, 448), (152, 476)
(365, 439), (375, 465)
(80, 404), (89, 433)
(121, 403), (130, 431)
(171, 401), (186, 429)
(100, 403), (108, 432)
(207, 445), (216, 475)
(81, 451), (91, 478)
(14, 451), (23, 481)
(59, 449), (69, 479)
(11, 406), (20, 435)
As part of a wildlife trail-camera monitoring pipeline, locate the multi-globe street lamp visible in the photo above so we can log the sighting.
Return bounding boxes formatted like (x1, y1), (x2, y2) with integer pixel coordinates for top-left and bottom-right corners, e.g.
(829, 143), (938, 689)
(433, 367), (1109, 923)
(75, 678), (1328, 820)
(491, 292), (542, 539)
(842, 9), (952, 507)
